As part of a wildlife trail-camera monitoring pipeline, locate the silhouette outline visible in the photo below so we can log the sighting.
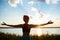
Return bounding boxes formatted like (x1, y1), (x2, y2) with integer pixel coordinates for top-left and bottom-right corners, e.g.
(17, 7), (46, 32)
(1, 15), (53, 36)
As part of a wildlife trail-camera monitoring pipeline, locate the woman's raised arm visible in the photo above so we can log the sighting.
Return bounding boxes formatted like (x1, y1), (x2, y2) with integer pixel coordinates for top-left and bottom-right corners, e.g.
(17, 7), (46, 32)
(1, 22), (22, 28)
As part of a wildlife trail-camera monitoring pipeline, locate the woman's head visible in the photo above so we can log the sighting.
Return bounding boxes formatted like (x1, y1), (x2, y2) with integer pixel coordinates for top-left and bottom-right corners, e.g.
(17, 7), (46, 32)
(23, 15), (29, 24)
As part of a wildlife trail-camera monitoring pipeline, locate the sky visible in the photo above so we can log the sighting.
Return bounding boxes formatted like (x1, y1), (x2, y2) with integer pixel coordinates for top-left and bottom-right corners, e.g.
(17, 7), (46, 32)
(0, 0), (60, 27)
(0, 0), (60, 35)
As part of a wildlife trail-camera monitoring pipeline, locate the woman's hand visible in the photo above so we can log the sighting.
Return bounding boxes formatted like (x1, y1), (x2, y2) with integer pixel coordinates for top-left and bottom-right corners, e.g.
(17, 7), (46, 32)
(47, 20), (54, 24)
(1, 22), (7, 25)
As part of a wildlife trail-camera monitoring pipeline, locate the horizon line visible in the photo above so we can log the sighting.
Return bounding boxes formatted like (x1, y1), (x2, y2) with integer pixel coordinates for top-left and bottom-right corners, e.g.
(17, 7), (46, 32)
(0, 27), (60, 28)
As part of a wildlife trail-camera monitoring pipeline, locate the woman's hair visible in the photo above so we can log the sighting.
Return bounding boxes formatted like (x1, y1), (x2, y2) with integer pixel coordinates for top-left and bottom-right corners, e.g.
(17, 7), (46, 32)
(23, 15), (29, 23)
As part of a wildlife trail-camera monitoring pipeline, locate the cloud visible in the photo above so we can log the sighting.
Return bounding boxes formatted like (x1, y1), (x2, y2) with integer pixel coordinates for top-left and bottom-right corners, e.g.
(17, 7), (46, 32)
(30, 7), (53, 24)
(52, 0), (59, 4)
(37, 0), (50, 4)
(31, 7), (44, 18)
(8, 0), (23, 7)
(37, 0), (59, 4)
(28, 1), (35, 6)
(46, 0), (59, 4)
(38, 0), (45, 2)
(31, 7), (40, 13)
(45, 0), (50, 4)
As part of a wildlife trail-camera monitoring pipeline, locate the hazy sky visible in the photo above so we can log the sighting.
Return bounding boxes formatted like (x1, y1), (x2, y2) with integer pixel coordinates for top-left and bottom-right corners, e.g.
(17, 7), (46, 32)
(0, 0), (60, 27)
(0, 0), (60, 36)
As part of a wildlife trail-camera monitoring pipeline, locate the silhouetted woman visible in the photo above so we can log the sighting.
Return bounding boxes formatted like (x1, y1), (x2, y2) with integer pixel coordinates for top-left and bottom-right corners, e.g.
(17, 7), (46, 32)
(2, 15), (53, 40)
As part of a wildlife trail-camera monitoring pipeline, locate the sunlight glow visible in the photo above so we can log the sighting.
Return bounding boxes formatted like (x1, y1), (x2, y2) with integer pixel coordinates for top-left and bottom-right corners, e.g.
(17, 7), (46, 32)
(36, 28), (42, 36)
(29, 13), (51, 24)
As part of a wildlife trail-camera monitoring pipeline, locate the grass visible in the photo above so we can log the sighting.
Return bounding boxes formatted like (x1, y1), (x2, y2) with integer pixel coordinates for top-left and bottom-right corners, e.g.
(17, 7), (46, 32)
(0, 32), (60, 40)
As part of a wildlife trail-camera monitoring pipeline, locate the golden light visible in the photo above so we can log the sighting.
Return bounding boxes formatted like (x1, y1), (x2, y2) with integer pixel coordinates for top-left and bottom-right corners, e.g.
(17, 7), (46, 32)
(29, 13), (52, 36)
(29, 13), (51, 25)
(36, 28), (42, 36)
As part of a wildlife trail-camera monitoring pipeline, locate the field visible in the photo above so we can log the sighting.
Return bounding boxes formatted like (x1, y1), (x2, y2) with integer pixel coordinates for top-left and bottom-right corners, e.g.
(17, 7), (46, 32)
(0, 32), (60, 40)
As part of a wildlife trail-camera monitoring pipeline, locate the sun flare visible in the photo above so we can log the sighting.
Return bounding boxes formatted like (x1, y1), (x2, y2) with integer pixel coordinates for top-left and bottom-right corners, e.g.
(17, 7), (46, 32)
(36, 28), (42, 36)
